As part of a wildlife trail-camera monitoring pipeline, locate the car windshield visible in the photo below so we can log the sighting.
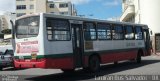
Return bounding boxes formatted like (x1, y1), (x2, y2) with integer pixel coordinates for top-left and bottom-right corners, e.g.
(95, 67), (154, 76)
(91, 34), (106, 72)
(16, 16), (40, 39)
(2, 50), (14, 55)
(6, 50), (13, 54)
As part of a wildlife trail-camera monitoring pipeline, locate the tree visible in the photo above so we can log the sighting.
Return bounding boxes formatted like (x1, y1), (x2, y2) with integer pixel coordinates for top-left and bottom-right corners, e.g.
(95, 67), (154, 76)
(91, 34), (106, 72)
(1, 29), (11, 34)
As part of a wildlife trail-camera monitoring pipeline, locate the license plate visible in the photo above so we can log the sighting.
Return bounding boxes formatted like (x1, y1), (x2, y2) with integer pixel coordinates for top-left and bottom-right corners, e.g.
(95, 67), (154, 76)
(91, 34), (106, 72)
(24, 64), (31, 67)
(31, 53), (37, 59)
(25, 60), (30, 62)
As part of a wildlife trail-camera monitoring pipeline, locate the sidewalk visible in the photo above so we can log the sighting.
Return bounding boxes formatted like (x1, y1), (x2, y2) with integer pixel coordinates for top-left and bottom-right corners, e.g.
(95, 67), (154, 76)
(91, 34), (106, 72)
(152, 53), (160, 56)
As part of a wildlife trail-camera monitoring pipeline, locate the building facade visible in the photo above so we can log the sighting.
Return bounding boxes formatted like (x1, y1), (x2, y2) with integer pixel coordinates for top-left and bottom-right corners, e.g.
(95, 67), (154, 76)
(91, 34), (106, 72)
(120, 0), (160, 54)
(0, 12), (16, 32)
(0, 15), (9, 33)
(0, 12), (16, 45)
(16, 0), (77, 17)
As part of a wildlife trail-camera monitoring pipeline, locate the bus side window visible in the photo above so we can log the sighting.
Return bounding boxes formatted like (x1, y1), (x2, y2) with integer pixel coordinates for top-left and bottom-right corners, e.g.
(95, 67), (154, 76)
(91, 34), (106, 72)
(112, 25), (124, 40)
(84, 22), (96, 40)
(46, 18), (70, 41)
(135, 26), (143, 40)
(125, 25), (134, 40)
(46, 20), (53, 40)
(97, 23), (111, 40)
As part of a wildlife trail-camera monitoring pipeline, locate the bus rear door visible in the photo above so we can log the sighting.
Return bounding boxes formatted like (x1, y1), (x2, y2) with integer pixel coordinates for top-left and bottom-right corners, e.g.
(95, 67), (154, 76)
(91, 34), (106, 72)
(143, 28), (151, 56)
(71, 23), (84, 68)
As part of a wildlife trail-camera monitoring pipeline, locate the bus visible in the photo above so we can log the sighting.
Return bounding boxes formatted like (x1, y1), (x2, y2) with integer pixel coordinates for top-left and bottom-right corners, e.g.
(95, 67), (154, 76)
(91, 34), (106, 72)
(13, 13), (151, 72)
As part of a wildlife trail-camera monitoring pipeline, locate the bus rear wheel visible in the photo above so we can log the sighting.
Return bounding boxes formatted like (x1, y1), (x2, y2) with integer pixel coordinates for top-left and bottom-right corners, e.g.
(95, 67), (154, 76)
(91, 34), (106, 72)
(136, 51), (142, 63)
(89, 55), (100, 72)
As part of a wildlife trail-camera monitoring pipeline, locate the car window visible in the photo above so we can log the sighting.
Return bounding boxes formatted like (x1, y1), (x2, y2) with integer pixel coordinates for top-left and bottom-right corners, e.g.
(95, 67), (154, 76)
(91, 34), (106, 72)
(3, 50), (14, 55)
(5, 50), (14, 55)
(7, 50), (13, 53)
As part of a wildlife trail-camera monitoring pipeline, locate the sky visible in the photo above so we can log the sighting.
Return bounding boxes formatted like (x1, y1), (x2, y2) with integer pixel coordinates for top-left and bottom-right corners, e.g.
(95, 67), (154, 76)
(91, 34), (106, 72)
(0, 0), (15, 15)
(0, 0), (122, 20)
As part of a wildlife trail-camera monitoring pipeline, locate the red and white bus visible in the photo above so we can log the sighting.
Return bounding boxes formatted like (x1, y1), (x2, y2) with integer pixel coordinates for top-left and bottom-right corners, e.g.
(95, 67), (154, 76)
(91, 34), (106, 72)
(13, 13), (151, 72)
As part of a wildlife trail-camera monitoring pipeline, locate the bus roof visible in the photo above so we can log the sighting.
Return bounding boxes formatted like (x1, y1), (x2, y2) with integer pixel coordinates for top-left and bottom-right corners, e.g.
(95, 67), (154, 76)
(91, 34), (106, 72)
(16, 13), (148, 28)
(44, 13), (148, 27)
(16, 13), (40, 20)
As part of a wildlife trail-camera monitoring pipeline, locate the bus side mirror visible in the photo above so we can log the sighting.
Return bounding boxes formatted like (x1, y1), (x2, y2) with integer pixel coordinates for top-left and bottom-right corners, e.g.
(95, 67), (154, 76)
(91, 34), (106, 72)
(10, 20), (15, 38)
(150, 31), (153, 35)
(10, 20), (14, 28)
(10, 20), (16, 52)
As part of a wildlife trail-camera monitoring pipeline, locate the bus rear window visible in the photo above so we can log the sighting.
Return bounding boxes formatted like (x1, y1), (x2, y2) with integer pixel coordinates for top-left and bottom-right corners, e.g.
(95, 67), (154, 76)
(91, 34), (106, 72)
(16, 16), (40, 39)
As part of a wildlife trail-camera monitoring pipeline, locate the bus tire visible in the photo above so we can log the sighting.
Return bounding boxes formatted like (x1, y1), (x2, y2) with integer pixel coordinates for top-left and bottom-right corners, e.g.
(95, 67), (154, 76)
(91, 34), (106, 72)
(136, 51), (142, 63)
(114, 61), (118, 65)
(89, 55), (100, 72)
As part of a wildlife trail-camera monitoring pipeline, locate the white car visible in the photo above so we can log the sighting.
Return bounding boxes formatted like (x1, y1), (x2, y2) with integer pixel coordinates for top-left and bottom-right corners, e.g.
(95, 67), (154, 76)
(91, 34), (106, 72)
(0, 50), (14, 70)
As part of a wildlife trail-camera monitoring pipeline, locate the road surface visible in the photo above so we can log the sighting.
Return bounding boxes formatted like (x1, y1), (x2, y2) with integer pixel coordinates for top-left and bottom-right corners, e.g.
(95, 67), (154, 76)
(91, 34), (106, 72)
(0, 55), (160, 81)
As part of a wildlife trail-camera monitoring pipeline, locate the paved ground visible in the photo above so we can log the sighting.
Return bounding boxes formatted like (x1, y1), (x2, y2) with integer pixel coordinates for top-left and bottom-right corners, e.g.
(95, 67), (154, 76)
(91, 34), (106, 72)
(0, 55), (160, 81)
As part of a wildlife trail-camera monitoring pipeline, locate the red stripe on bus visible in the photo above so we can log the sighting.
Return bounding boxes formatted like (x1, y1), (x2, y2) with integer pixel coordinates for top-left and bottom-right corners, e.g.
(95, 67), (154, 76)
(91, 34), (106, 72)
(100, 50), (137, 63)
(14, 50), (142, 69)
(14, 59), (46, 68)
(45, 58), (74, 69)
(14, 57), (74, 69)
(83, 50), (138, 67)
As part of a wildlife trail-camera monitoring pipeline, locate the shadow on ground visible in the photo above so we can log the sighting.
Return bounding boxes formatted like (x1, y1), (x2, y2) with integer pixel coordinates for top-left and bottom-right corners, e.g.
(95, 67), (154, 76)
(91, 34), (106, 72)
(2, 67), (27, 71)
(26, 59), (160, 81)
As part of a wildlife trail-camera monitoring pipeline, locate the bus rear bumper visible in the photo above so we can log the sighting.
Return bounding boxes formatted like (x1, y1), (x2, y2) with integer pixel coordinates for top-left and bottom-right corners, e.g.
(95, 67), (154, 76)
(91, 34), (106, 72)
(14, 59), (46, 69)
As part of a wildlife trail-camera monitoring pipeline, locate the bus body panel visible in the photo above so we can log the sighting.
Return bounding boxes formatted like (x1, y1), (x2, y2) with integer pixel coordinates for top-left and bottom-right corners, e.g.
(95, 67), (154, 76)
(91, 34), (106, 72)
(14, 13), (45, 68)
(83, 40), (145, 67)
(84, 40), (145, 52)
(43, 41), (74, 69)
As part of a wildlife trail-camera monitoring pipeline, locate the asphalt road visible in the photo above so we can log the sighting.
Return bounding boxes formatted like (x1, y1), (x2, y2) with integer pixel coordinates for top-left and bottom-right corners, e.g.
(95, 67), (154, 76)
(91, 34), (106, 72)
(0, 55), (160, 81)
